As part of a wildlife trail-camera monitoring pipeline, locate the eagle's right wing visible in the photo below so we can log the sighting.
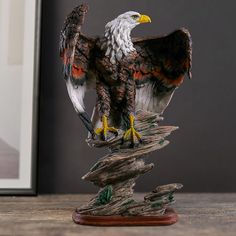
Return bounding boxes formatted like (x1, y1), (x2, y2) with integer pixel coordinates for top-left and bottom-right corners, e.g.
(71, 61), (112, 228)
(133, 29), (192, 115)
(59, 4), (97, 135)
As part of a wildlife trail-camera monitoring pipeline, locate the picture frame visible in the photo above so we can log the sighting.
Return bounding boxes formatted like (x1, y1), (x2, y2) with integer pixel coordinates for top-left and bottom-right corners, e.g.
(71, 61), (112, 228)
(0, 0), (41, 195)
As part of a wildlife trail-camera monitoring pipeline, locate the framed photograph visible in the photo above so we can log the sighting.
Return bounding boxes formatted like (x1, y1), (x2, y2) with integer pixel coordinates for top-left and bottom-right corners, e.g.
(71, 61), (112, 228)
(0, 0), (41, 194)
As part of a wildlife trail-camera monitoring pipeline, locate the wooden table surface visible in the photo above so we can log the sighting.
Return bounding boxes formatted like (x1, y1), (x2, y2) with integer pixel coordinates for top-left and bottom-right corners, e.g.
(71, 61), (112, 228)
(0, 194), (235, 236)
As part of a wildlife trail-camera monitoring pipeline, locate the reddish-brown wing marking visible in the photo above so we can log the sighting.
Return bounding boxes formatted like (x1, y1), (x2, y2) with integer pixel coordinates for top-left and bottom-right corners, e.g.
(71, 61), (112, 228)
(60, 31), (95, 85)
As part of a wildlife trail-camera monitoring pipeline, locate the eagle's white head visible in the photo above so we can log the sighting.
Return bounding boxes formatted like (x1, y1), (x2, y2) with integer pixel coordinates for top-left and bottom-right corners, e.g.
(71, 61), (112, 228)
(102, 11), (151, 64)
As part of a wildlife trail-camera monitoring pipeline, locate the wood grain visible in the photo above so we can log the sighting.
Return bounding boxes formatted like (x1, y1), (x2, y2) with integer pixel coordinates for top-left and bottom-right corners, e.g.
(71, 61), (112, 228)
(0, 194), (235, 236)
(79, 111), (180, 216)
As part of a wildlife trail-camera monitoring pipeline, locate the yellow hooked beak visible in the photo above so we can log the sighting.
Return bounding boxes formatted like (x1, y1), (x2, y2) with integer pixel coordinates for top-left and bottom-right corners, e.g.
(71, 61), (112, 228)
(138, 14), (151, 23)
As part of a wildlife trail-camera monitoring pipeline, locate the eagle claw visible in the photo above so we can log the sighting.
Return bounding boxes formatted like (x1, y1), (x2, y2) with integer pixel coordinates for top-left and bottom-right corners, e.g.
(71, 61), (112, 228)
(123, 114), (142, 146)
(95, 126), (118, 141)
(123, 127), (142, 146)
(95, 115), (118, 141)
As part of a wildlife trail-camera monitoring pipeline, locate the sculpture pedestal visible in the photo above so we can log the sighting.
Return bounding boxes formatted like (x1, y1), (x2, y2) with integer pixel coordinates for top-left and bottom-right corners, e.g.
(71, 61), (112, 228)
(73, 207), (178, 226)
(73, 111), (182, 226)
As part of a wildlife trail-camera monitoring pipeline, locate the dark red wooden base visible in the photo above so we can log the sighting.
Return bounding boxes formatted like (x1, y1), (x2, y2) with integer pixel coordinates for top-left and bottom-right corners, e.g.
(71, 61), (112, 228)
(72, 208), (178, 226)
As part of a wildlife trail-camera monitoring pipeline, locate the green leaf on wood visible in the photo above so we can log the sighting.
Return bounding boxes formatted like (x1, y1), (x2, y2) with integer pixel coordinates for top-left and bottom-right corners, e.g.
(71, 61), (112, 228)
(96, 185), (113, 205)
(168, 193), (174, 202)
(159, 139), (165, 145)
(122, 199), (135, 206)
(151, 199), (163, 209)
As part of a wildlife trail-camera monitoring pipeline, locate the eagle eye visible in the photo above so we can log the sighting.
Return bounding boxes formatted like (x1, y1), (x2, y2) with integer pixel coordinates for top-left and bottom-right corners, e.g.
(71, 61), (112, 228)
(131, 15), (139, 20)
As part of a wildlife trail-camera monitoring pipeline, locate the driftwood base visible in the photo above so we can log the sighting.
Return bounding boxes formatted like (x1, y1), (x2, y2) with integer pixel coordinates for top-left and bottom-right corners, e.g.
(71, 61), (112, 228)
(74, 111), (183, 225)
(72, 208), (178, 226)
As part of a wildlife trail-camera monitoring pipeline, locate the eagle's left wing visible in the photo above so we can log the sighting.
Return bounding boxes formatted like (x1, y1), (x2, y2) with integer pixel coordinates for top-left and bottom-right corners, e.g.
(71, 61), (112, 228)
(132, 28), (192, 114)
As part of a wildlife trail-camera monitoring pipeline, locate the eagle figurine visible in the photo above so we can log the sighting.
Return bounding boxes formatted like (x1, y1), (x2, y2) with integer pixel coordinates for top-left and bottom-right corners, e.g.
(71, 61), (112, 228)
(59, 4), (192, 146)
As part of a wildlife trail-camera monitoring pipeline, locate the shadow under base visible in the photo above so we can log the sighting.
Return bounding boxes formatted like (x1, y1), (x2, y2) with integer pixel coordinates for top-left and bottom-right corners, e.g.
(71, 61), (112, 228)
(73, 111), (183, 226)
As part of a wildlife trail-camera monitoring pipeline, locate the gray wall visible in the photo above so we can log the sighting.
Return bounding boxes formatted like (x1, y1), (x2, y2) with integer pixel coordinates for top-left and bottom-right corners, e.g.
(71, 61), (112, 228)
(38, 0), (236, 193)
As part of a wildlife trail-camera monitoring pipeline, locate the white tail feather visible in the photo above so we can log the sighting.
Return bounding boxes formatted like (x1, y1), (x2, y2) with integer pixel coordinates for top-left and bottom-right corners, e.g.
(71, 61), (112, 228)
(66, 79), (86, 113)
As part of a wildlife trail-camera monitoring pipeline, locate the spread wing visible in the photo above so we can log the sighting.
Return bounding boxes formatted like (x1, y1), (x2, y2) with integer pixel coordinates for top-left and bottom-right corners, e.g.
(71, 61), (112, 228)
(133, 28), (192, 114)
(59, 4), (97, 135)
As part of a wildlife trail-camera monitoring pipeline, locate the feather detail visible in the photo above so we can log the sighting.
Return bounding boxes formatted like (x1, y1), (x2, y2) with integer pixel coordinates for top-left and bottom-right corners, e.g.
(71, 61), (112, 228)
(71, 65), (85, 79)
(102, 12), (139, 64)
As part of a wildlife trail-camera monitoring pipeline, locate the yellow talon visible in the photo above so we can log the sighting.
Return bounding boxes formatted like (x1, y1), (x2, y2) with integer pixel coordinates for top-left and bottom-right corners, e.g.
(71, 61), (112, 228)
(95, 127), (103, 135)
(95, 115), (118, 140)
(123, 129), (131, 140)
(123, 114), (142, 145)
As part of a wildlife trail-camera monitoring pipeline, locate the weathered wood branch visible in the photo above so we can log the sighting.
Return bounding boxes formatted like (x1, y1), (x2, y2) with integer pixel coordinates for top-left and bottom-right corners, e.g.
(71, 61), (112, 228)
(77, 110), (182, 216)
